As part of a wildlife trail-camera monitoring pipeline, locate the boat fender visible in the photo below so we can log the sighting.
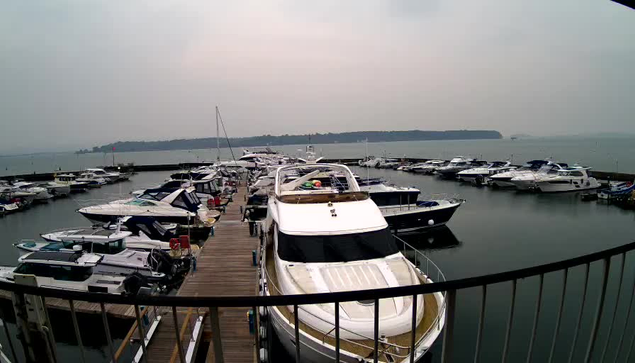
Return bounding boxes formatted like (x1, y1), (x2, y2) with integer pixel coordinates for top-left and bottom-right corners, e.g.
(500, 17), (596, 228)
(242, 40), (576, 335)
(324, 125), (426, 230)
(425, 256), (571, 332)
(259, 306), (267, 318)
(259, 348), (268, 363)
(259, 326), (267, 340)
(428, 219), (434, 226)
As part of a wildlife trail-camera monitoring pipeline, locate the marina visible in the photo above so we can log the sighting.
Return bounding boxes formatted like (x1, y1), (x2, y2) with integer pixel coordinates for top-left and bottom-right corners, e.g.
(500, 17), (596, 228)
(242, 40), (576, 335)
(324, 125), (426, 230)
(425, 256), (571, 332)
(3, 0), (635, 361)
(0, 147), (634, 362)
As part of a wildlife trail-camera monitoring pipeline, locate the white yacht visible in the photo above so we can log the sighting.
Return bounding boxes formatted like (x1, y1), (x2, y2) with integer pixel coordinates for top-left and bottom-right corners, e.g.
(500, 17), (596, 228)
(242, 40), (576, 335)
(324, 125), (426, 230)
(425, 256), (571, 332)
(0, 182), (35, 210)
(135, 179), (221, 207)
(509, 162), (572, 191)
(0, 251), (130, 294)
(488, 160), (550, 188)
(535, 168), (600, 193)
(457, 161), (515, 183)
(54, 174), (89, 192)
(78, 187), (219, 241)
(435, 157), (477, 179)
(38, 216), (178, 250)
(12, 237), (192, 286)
(12, 181), (53, 202)
(260, 164), (445, 362)
(76, 172), (107, 188)
(79, 187), (218, 224)
(86, 168), (122, 183)
(411, 160), (446, 174)
(360, 182), (464, 233)
(41, 181), (71, 198)
(358, 156), (381, 168)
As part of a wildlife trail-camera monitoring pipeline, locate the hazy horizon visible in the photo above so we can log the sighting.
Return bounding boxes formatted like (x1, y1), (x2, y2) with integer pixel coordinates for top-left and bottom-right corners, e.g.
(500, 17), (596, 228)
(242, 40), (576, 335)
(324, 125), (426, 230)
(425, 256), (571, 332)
(2, 0), (634, 154)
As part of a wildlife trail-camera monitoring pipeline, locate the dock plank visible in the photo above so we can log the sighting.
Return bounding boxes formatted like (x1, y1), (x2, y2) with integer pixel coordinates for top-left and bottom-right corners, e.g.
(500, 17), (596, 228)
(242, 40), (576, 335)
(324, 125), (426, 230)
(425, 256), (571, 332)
(146, 186), (258, 363)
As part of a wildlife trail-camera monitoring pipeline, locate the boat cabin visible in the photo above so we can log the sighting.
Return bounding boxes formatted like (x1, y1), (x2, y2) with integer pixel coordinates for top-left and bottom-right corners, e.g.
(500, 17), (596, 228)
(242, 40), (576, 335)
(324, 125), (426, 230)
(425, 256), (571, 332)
(14, 251), (101, 282)
(136, 187), (202, 213)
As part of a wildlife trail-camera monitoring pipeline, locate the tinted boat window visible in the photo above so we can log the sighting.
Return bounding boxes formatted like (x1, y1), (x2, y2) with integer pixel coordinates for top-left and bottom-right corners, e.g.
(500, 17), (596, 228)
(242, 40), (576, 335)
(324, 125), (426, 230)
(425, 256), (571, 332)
(277, 227), (399, 263)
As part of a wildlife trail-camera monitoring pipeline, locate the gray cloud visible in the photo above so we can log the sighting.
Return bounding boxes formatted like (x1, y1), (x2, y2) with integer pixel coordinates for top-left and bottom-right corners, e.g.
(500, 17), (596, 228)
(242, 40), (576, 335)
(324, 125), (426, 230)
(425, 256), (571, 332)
(1, 0), (634, 153)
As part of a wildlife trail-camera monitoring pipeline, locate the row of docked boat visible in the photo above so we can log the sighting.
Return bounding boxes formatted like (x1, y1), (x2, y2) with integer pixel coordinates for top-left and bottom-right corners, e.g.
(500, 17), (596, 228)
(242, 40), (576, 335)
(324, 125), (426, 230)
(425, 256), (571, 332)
(395, 157), (601, 193)
(0, 168), (132, 216)
(0, 165), (241, 296)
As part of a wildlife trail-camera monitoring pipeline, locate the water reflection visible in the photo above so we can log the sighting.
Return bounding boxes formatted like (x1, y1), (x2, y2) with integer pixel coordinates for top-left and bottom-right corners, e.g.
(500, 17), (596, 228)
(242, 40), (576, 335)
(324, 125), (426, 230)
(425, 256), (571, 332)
(397, 226), (461, 251)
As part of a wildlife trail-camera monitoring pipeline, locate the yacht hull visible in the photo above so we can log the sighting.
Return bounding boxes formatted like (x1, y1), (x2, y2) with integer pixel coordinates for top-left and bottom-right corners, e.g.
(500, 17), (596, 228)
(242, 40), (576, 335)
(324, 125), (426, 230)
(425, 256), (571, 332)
(537, 179), (600, 193)
(47, 185), (71, 198)
(382, 202), (462, 233)
(79, 211), (192, 225)
(267, 291), (445, 363)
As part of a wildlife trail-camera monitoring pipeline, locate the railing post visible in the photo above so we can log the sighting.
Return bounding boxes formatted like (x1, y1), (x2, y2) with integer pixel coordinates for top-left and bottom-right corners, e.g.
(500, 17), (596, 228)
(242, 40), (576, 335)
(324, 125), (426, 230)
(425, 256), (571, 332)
(600, 253), (626, 362)
(100, 302), (117, 363)
(548, 268), (568, 363)
(172, 306), (186, 363)
(568, 263), (591, 363)
(209, 306), (224, 363)
(614, 261), (635, 363)
(584, 257), (611, 362)
(294, 304), (301, 363)
(501, 279), (517, 363)
(410, 294), (418, 363)
(526, 274), (544, 363)
(441, 289), (457, 363)
(69, 300), (86, 363)
(374, 298), (380, 363)
(134, 305), (148, 363)
(334, 302), (340, 363)
(474, 285), (487, 363)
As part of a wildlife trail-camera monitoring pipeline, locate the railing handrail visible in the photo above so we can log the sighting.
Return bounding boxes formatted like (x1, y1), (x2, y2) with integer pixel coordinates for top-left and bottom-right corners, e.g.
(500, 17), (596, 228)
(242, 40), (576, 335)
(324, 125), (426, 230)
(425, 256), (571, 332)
(2, 240), (634, 307)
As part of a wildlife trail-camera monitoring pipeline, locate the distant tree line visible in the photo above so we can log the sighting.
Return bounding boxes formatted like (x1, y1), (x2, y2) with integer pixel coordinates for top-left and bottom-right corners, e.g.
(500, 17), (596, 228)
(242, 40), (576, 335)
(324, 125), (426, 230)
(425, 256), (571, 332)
(89, 130), (502, 153)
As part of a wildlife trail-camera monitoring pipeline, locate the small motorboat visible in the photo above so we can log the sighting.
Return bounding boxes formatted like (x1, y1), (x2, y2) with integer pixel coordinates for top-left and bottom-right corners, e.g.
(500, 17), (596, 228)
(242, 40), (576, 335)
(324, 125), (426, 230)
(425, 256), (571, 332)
(76, 172), (107, 188)
(85, 168), (122, 183)
(0, 250), (138, 294)
(54, 174), (89, 193)
(509, 162), (572, 191)
(598, 181), (635, 201)
(535, 168), (600, 193)
(489, 160), (550, 188)
(410, 160), (446, 174)
(12, 181), (53, 203)
(435, 157), (477, 179)
(457, 161), (515, 183)
(41, 181), (71, 198)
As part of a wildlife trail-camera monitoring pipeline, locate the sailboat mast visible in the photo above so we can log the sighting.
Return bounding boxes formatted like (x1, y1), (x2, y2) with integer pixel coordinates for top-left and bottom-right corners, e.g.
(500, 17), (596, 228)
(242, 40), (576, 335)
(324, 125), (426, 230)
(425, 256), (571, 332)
(216, 106), (220, 162)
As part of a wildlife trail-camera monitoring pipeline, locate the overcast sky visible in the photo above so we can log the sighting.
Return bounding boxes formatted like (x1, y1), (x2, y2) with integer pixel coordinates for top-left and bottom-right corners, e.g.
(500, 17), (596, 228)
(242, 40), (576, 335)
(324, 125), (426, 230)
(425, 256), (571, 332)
(1, 0), (634, 153)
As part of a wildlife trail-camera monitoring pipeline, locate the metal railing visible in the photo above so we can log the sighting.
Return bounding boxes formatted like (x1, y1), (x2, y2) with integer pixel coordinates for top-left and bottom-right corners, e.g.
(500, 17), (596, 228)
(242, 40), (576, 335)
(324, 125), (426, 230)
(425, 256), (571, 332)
(0, 240), (634, 363)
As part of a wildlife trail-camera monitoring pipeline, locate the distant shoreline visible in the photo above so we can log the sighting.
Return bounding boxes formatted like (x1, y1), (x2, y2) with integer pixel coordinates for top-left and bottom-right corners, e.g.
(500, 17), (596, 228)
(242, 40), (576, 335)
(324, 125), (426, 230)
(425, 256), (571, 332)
(85, 130), (503, 154)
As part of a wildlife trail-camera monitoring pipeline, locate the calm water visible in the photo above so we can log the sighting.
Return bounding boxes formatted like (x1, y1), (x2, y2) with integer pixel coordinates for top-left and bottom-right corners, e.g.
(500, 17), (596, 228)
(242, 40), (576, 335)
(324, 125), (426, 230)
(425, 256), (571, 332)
(2, 136), (635, 177)
(1, 168), (635, 362)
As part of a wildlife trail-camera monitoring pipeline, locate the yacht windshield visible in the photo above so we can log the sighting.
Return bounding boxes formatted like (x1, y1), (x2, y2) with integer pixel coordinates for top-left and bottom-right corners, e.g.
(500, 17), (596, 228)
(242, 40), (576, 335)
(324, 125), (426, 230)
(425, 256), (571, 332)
(277, 227), (399, 263)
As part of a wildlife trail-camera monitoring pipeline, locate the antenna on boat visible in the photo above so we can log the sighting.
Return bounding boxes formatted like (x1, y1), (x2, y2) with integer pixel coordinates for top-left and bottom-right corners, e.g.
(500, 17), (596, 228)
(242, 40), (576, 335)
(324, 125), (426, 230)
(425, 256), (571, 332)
(365, 138), (370, 184)
(216, 107), (237, 166)
(216, 106), (221, 162)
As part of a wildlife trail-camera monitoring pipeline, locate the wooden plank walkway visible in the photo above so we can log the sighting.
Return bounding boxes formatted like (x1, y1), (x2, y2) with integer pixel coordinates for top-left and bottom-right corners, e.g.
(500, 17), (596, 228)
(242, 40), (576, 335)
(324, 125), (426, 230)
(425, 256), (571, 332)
(145, 186), (259, 363)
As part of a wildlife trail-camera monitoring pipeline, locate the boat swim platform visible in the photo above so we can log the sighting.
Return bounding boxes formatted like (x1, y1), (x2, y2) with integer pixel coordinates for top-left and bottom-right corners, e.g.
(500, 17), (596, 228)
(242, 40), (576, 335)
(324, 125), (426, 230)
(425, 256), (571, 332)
(144, 185), (259, 363)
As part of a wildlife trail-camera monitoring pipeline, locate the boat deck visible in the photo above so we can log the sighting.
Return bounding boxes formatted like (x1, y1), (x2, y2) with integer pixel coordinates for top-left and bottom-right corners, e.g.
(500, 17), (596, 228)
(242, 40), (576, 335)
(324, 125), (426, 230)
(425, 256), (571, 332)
(264, 242), (440, 362)
(144, 185), (259, 362)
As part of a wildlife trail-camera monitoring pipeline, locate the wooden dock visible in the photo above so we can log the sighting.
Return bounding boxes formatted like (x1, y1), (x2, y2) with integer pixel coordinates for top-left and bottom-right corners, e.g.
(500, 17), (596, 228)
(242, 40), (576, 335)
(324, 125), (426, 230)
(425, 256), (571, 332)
(0, 290), (136, 319)
(144, 186), (259, 362)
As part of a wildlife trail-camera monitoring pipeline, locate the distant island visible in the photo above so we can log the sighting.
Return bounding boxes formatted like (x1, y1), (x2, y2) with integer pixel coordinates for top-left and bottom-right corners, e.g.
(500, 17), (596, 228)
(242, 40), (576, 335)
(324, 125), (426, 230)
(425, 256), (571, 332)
(88, 130), (503, 153)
